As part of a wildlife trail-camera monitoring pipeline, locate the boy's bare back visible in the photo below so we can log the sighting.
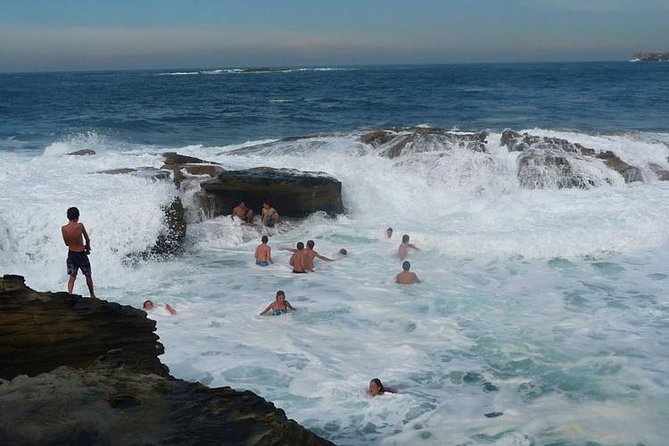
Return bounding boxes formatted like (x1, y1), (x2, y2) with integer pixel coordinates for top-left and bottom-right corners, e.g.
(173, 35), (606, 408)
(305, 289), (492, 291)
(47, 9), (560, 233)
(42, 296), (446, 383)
(62, 222), (88, 252)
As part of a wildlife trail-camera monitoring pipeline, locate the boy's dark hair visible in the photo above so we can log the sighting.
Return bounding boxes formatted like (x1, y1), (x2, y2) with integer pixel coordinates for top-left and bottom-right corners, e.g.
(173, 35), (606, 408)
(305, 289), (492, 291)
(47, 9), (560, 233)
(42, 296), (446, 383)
(67, 207), (80, 220)
(402, 234), (410, 243)
(261, 235), (269, 243)
(306, 240), (315, 249)
(296, 242), (304, 249)
(402, 261), (411, 271)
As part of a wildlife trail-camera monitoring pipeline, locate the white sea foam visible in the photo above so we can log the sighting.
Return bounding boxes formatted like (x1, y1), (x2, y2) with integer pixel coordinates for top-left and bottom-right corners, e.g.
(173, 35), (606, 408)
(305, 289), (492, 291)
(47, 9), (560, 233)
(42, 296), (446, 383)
(1, 130), (668, 444)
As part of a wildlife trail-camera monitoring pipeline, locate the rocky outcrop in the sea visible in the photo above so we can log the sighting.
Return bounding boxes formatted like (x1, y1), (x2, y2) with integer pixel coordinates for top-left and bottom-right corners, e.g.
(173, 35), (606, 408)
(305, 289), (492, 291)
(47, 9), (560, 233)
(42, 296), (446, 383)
(501, 130), (644, 188)
(0, 275), (333, 446)
(360, 127), (488, 158)
(147, 197), (188, 257)
(67, 149), (96, 156)
(97, 166), (172, 181)
(201, 167), (344, 218)
(160, 152), (225, 187)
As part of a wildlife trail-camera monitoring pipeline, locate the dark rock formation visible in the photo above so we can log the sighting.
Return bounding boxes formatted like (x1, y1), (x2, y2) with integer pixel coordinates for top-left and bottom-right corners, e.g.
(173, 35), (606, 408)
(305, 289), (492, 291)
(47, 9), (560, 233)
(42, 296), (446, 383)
(360, 127), (488, 158)
(162, 152), (211, 166)
(201, 167), (344, 218)
(148, 197), (188, 257)
(97, 166), (172, 181)
(517, 149), (593, 189)
(501, 130), (643, 188)
(0, 275), (333, 446)
(0, 274), (165, 379)
(650, 163), (669, 181)
(67, 149), (96, 156)
(160, 152), (225, 187)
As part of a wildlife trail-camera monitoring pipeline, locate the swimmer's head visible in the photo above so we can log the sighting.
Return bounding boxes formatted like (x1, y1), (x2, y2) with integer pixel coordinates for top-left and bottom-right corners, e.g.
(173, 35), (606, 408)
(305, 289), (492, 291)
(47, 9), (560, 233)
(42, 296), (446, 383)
(402, 234), (410, 243)
(369, 378), (384, 395)
(276, 290), (286, 301)
(306, 240), (315, 249)
(339, 248), (347, 256)
(386, 227), (393, 238)
(143, 299), (154, 310)
(402, 261), (411, 271)
(261, 235), (269, 243)
(296, 242), (304, 250)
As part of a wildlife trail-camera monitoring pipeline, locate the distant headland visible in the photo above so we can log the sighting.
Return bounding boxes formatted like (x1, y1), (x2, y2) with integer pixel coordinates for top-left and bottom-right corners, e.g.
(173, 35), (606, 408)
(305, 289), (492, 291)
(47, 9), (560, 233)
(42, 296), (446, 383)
(630, 52), (669, 62)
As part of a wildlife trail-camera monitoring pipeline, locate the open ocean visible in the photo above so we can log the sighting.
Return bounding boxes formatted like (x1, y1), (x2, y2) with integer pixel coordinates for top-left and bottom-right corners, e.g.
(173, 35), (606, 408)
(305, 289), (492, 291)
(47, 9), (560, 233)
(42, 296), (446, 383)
(1, 62), (668, 445)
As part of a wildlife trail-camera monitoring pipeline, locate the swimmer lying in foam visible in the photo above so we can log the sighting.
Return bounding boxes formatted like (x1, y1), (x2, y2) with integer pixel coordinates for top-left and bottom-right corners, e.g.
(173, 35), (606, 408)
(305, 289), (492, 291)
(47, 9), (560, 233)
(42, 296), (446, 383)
(259, 290), (296, 316)
(143, 299), (177, 315)
(367, 378), (396, 396)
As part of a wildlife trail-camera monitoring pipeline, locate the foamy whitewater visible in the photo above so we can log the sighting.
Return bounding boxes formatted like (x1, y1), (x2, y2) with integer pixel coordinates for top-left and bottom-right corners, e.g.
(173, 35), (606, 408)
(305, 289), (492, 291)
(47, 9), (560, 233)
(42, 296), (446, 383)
(1, 127), (668, 445)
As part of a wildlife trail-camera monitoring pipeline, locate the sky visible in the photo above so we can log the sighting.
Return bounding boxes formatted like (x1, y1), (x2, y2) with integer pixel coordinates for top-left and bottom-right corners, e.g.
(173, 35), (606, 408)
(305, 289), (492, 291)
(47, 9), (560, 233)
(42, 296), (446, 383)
(1, 0), (668, 72)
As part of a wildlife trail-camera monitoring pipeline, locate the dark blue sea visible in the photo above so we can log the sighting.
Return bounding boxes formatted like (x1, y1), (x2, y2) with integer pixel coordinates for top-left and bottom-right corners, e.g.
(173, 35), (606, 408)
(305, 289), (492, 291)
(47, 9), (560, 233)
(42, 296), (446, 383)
(1, 63), (668, 445)
(2, 62), (668, 152)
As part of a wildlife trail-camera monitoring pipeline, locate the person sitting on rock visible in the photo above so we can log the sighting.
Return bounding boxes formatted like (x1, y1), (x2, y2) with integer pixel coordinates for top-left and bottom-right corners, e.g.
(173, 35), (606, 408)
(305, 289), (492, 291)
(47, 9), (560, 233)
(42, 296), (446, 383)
(261, 202), (280, 228)
(396, 261), (420, 284)
(143, 299), (177, 315)
(259, 290), (296, 316)
(367, 378), (396, 396)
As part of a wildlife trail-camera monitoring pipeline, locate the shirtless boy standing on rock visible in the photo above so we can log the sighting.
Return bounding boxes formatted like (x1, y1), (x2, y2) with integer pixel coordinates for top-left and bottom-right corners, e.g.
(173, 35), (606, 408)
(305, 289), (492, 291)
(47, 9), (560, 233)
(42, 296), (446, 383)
(61, 207), (95, 298)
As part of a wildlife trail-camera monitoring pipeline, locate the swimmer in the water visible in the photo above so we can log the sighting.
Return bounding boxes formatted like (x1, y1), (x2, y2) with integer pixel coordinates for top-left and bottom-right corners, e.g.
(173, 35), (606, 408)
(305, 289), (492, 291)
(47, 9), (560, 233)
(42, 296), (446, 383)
(259, 290), (296, 316)
(397, 234), (420, 260)
(396, 261), (420, 284)
(254, 235), (273, 266)
(367, 378), (396, 396)
(143, 299), (177, 315)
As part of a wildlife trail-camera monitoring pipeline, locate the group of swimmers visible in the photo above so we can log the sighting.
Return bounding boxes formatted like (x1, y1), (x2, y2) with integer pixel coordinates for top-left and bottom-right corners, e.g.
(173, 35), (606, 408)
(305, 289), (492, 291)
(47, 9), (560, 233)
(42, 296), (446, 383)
(233, 201), (280, 228)
(388, 227), (421, 285)
(62, 205), (415, 396)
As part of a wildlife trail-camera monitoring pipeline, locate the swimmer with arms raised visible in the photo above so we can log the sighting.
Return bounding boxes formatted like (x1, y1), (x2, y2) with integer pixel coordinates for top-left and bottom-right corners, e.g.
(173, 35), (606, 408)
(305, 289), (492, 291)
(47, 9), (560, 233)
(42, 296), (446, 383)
(397, 234), (420, 260)
(259, 290), (296, 316)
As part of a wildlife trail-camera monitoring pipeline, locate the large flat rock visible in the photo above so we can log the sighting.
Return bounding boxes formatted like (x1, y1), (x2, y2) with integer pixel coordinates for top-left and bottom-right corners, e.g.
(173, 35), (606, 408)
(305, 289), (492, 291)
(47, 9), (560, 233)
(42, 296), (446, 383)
(200, 167), (344, 218)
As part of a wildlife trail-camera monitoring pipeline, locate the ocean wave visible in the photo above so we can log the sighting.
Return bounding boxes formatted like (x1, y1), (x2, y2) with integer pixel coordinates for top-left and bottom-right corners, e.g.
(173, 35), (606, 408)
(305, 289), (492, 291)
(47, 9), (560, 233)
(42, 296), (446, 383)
(157, 67), (356, 76)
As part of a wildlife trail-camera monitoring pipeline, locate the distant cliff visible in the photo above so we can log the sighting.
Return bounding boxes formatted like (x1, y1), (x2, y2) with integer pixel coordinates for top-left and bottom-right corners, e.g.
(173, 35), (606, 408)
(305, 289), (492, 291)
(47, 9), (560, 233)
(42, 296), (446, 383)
(631, 52), (669, 62)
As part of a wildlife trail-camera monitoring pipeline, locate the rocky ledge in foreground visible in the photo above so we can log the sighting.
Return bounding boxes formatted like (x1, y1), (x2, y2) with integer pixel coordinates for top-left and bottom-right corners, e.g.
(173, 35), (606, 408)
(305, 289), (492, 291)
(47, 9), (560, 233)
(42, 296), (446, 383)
(0, 275), (333, 446)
